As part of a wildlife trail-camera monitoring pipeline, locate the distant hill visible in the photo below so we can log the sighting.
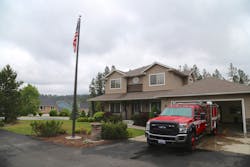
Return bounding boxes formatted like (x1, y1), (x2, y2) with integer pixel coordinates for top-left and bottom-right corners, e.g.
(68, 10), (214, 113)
(39, 94), (89, 111)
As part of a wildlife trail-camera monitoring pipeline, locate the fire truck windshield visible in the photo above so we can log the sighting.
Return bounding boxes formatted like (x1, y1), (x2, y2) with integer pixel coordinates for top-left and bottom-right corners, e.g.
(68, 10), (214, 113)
(161, 107), (193, 117)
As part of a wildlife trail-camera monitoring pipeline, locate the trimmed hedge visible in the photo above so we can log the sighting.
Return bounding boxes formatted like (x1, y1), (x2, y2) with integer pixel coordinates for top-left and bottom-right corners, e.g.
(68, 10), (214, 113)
(30, 120), (65, 137)
(101, 122), (128, 139)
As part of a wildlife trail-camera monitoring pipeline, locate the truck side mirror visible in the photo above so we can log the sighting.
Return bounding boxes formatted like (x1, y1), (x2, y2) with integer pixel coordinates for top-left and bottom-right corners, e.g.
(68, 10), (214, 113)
(200, 112), (206, 120)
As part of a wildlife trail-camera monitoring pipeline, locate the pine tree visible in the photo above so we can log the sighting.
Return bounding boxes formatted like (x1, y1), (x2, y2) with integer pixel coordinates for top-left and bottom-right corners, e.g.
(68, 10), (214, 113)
(0, 65), (22, 123)
(228, 63), (238, 82)
(95, 72), (104, 96)
(103, 66), (110, 94)
(238, 69), (249, 85)
(212, 69), (223, 79)
(192, 64), (202, 80)
(202, 69), (211, 79)
(111, 65), (116, 71)
(183, 64), (189, 71)
(89, 78), (96, 98)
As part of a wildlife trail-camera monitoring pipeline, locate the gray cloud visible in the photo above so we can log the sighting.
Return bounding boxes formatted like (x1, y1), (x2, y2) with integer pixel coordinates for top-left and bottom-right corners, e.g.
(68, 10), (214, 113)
(0, 0), (250, 95)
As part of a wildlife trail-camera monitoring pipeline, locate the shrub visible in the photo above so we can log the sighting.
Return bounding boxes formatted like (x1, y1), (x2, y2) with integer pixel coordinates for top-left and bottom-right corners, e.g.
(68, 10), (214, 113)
(0, 120), (4, 127)
(33, 112), (37, 116)
(79, 110), (86, 117)
(30, 120), (65, 137)
(77, 117), (88, 122)
(49, 110), (58, 116)
(101, 122), (128, 140)
(93, 111), (104, 122)
(38, 112), (43, 116)
(59, 109), (70, 116)
(132, 112), (149, 127)
(87, 117), (95, 122)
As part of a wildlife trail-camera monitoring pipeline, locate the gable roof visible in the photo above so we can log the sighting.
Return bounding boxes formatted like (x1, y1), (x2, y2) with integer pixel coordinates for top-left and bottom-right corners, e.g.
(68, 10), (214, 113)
(156, 77), (250, 98)
(105, 62), (189, 79)
(124, 65), (150, 77)
(104, 69), (126, 78)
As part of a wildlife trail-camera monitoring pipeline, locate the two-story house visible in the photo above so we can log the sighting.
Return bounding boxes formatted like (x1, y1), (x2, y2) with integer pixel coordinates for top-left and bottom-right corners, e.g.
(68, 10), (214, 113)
(89, 62), (195, 119)
(89, 62), (250, 135)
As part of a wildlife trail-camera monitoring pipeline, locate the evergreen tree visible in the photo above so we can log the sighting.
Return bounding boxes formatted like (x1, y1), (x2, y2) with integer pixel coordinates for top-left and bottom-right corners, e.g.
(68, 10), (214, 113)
(228, 63), (238, 82)
(238, 69), (249, 85)
(212, 69), (223, 79)
(89, 78), (96, 98)
(202, 69), (211, 79)
(95, 72), (104, 96)
(111, 65), (116, 71)
(103, 66), (110, 94)
(192, 64), (202, 80)
(183, 64), (190, 71)
(0, 65), (22, 123)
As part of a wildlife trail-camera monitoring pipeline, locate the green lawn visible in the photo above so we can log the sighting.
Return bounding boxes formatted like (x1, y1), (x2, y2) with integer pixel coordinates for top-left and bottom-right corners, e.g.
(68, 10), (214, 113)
(127, 128), (145, 138)
(0, 120), (144, 138)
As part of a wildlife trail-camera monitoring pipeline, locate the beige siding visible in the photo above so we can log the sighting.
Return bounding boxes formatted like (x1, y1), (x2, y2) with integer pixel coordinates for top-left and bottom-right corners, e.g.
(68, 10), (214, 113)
(127, 76), (143, 85)
(105, 72), (127, 94)
(142, 64), (185, 91)
(244, 95), (250, 119)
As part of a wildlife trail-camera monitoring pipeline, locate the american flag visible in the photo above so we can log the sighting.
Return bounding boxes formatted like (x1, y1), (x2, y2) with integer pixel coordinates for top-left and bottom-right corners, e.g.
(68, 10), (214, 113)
(73, 18), (80, 53)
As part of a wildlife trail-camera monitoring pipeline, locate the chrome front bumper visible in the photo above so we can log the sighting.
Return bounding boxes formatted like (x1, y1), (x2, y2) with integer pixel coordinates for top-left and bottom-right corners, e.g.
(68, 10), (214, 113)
(145, 131), (188, 143)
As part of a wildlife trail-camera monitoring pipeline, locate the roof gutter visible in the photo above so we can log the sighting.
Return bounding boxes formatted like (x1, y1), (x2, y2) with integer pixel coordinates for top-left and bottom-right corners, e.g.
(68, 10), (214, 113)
(156, 91), (250, 98)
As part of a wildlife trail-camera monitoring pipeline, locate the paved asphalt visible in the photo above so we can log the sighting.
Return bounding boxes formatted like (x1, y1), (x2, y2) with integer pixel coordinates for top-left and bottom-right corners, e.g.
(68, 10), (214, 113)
(0, 130), (249, 167)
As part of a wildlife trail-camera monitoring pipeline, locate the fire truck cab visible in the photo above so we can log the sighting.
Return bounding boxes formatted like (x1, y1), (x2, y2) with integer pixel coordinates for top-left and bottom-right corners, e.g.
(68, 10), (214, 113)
(145, 102), (220, 151)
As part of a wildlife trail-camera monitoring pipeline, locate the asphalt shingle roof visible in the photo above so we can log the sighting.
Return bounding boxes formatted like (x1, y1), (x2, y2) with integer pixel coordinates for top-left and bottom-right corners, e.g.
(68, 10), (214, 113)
(88, 78), (250, 101)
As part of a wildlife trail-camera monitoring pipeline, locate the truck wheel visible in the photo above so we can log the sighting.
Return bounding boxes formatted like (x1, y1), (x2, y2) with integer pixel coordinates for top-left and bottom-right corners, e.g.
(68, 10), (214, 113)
(186, 131), (196, 151)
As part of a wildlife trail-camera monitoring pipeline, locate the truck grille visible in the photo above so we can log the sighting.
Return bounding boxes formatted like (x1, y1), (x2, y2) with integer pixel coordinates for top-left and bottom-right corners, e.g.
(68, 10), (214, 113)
(149, 121), (179, 136)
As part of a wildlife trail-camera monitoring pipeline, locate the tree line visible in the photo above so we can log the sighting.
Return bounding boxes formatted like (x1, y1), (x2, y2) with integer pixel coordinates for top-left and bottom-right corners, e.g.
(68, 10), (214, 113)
(0, 65), (40, 123)
(89, 63), (250, 98)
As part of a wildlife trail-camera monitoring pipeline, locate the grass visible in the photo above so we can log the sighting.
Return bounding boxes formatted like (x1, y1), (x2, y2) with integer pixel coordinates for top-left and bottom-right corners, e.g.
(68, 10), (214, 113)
(0, 120), (91, 135)
(127, 128), (145, 138)
(0, 120), (144, 138)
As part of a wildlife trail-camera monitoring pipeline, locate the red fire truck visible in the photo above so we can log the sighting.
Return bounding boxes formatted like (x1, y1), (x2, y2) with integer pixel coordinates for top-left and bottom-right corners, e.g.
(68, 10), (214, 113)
(145, 102), (220, 151)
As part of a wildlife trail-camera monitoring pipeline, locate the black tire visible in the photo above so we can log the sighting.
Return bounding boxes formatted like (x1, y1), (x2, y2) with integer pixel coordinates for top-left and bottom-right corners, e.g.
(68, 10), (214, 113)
(186, 131), (196, 152)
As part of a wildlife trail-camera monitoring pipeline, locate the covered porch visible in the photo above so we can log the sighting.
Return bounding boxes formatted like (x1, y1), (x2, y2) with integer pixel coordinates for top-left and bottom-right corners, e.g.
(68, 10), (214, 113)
(88, 91), (168, 119)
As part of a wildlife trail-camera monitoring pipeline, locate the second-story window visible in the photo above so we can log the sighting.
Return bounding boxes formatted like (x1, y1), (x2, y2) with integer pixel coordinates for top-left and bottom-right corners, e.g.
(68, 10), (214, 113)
(110, 78), (121, 89)
(149, 73), (165, 86)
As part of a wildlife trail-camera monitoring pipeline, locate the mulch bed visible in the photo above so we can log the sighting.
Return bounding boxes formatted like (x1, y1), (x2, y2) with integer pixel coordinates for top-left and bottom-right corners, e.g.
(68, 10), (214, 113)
(38, 134), (114, 148)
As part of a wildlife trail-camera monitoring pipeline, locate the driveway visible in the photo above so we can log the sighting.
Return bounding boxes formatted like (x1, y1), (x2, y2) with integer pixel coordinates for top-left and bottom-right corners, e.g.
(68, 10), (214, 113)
(0, 130), (249, 167)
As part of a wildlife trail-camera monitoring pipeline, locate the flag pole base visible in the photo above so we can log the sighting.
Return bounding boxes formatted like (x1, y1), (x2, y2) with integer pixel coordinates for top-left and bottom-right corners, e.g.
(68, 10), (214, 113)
(65, 136), (82, 140)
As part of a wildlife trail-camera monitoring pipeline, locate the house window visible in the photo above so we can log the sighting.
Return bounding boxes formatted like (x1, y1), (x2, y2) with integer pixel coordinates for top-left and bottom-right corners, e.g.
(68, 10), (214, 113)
(110, 78), (121, 89)
(132, 103), (141, 115)
(110, 103), (121, 113)
(149, 73), (165, 86)
(150, 102), (161, 113)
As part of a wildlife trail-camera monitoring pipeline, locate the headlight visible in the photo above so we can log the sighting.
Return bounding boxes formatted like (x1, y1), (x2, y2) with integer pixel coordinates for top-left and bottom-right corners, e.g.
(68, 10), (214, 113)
(179, 123), (188, 133)
(146, 121), (150, 131)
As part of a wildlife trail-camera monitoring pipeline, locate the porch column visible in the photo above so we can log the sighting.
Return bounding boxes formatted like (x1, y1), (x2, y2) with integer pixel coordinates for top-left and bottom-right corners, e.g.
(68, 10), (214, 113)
(91, 101), (95, 116)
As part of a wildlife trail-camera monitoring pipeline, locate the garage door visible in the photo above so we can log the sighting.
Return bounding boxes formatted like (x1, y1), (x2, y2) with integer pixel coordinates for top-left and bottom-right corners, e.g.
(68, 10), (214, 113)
(171, 98), (247, 135)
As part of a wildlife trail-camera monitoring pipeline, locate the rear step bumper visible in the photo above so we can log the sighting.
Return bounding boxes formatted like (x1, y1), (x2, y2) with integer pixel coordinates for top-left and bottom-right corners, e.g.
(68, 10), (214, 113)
(145, 131), (188, 143)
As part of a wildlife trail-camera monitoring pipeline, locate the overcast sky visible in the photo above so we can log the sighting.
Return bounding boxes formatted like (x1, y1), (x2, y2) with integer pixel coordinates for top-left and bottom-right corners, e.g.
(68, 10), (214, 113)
(0, 0), (249, 95)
